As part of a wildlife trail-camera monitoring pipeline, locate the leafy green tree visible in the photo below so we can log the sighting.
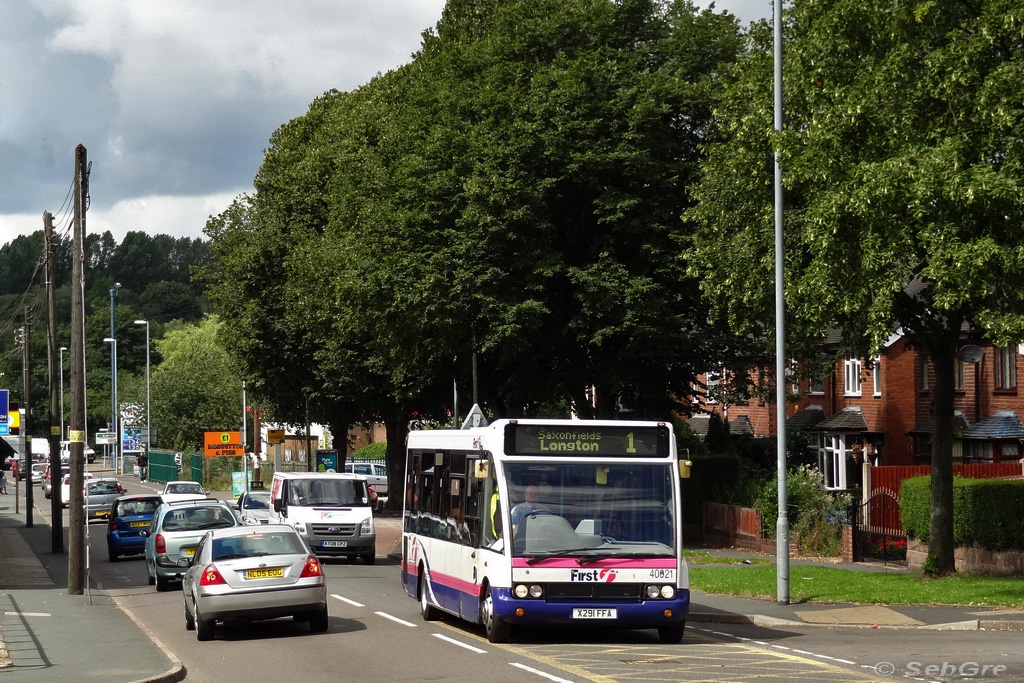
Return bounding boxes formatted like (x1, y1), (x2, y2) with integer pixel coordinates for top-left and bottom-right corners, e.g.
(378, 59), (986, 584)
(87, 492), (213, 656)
(150, 315), (243, 452)
(689, 0), (1024, 574)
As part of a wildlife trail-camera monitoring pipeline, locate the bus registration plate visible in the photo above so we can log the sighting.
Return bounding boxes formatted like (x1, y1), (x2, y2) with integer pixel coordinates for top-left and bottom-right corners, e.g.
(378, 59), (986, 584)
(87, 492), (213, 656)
(573, 608), (617, 619)
(322, 540), (347, 548)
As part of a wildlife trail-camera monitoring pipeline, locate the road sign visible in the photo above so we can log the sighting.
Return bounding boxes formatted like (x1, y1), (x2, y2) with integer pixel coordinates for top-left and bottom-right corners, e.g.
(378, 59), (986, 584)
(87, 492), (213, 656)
(267, 429), (285, 444)
(0, 389), (7, 425)
(95, 431), (116, 445)
(204, 431), (243, 457)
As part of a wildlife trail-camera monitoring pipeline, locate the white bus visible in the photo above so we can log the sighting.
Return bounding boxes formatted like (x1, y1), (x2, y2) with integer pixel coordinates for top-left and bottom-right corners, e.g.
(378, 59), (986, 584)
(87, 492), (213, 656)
(401, 418), (688, 643)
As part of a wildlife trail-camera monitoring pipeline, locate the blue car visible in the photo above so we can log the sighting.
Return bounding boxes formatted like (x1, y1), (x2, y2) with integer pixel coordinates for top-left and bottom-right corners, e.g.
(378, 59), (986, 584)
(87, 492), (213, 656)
(106, 494), (163, 562)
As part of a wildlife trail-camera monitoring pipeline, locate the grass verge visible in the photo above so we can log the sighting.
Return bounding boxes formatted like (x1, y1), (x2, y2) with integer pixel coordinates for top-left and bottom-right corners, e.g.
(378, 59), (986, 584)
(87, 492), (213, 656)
(690, 565), (1024, 607)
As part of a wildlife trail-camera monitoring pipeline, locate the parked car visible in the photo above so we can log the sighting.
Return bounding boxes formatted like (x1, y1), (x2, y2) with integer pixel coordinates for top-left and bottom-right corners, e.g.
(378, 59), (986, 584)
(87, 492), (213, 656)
(106, 494), (163, 562)
(42, 465), (67, 499)
(83, 478), (125, 522)
(31, 462), (46, 484)
(144, 499), (240, 591)
(234, 490), (271, 526)
(59, 471), (95, 506)
(343, 462), (388, 497)
(181, 524), (328, 641)
(160, 480), (209, 504)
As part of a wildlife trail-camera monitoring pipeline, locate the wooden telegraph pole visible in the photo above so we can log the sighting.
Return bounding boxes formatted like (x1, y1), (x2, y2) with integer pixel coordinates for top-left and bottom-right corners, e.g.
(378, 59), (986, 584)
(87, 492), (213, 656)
(44, 211), (64, 553)
(68, 144), (88, 594)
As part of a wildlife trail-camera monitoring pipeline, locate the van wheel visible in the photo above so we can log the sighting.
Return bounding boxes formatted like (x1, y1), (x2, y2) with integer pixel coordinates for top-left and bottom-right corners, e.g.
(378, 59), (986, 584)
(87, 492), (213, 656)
(363, 552), (376, 565)
(419, 572), (441, 621)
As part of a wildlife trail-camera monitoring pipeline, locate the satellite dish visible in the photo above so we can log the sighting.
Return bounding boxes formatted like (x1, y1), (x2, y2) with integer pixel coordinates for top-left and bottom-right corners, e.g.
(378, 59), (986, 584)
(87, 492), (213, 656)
(958, 344), (984, 364)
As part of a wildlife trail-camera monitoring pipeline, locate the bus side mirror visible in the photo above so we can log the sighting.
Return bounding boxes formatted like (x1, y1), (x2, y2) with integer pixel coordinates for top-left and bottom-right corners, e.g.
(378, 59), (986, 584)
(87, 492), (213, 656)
(679, 461), (692, 479)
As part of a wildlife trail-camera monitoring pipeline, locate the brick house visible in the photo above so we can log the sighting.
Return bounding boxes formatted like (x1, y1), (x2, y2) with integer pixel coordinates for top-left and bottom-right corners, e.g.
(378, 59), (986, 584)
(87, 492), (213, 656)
(693, 335), (1024, 489)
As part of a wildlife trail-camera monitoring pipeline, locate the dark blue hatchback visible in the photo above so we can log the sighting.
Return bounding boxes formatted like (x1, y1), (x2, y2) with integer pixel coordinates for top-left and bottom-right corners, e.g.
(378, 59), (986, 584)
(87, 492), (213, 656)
(107, 494), (163, 562)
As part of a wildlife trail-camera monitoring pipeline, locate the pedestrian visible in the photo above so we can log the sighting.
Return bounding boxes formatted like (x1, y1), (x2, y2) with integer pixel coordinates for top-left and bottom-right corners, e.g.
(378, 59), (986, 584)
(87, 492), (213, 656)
(137, 449), (149, 482)
(0, 471), (7, 494)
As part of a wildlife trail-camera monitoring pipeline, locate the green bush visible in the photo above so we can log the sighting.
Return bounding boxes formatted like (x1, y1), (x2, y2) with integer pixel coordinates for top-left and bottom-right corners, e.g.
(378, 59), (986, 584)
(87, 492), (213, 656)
(901, 476), (1024, 551)
(351, 442), (387, 460)
(680, 454), (741, 522)
(756, 465), (851, 556)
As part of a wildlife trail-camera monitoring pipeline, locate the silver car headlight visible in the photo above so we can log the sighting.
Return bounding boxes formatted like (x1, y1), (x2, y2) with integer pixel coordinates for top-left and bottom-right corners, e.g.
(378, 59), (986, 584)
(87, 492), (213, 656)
(242, 515), (260, 526)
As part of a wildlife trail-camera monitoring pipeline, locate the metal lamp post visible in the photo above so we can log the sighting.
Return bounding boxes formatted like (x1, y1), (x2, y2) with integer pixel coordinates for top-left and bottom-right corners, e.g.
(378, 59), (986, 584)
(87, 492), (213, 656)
(59, 346), (68, 442)
(134, 320), (150, 448)
(103, 338), (118, 474)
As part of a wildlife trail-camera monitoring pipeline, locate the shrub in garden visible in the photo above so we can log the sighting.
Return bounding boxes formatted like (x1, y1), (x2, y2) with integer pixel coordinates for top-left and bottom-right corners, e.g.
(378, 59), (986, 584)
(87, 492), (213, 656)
(756, 465), (851, 556)
(901, 475), (1024, 551)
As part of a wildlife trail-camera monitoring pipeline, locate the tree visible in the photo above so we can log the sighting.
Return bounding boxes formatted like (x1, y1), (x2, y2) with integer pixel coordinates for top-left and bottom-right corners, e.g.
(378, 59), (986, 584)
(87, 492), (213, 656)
(689, 0), (1024, 574)
(150, 315), (244, 452)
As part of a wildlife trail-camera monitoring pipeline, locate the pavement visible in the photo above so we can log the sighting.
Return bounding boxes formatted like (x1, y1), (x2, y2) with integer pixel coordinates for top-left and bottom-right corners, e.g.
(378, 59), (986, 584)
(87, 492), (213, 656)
(1, 470), (1022, 683)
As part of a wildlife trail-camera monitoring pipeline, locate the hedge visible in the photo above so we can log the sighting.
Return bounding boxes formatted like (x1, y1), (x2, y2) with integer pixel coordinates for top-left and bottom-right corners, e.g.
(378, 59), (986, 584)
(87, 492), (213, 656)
(900, 475), (1024, 551)
(680, 454), (742, 522)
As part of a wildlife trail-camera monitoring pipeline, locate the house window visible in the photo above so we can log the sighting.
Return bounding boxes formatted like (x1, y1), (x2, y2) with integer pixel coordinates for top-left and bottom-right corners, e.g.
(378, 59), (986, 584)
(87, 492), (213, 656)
(954, 358), (966, 391)
(706, 369), (720, 404)
(872, 356), (882, 397)
(995, 344), (1017, 390)
(844, 353), (862, 396)
(817, 433), (848, 490)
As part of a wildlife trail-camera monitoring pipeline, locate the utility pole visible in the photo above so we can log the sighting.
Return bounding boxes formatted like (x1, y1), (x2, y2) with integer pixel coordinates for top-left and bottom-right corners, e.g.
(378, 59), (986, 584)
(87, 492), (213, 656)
(68, 144), (88, 594)
(44, 212), (63, 552)
(20, 311), (33, 528)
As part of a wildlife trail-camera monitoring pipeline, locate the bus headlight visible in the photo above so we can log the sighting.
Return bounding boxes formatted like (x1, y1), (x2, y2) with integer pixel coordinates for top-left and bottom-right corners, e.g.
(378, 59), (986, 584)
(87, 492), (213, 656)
(513, 584), (544, 599)
(646, 584), (676, 599)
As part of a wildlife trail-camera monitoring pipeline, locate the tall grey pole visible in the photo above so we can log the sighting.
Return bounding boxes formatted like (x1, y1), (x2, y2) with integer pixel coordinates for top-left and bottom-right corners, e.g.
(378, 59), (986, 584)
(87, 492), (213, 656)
(134, 320), (150, 447)
(774, 0), (790, 605)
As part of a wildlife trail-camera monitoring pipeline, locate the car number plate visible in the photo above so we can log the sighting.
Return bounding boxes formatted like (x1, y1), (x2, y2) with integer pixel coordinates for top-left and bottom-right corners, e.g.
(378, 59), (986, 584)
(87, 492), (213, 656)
(95, 510), (110, 517)
(182, 546), (197, 556)
(572, 608), (617, 619)
(245, 568), (284, 580)
(322, 540), (347, 548)
(130, 521), (149, 527)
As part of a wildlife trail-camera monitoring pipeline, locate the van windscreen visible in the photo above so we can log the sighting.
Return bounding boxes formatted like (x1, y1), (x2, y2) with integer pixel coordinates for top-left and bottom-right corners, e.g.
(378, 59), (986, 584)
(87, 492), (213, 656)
(288, 478), (367, 507)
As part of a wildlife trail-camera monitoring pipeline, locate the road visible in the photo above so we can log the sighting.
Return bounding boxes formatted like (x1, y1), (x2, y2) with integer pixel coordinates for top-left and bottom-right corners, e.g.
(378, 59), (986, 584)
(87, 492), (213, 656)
(33, 477), (1024, 683)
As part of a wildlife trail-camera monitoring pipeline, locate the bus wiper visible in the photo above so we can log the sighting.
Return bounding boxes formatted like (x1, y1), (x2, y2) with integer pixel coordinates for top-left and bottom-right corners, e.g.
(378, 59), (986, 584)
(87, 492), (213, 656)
(575, 551), (674, 565)
(524, 548), (595, 565)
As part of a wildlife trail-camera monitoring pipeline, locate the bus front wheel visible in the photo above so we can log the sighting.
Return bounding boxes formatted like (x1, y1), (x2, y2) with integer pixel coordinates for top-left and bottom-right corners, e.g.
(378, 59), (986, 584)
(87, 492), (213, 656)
(481, 586), (511, 643)
(658, 622), (685, 644)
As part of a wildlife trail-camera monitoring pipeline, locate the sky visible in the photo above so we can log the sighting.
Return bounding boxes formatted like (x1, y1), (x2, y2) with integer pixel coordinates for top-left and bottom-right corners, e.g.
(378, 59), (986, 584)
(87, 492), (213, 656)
(0, 0), (774, 247)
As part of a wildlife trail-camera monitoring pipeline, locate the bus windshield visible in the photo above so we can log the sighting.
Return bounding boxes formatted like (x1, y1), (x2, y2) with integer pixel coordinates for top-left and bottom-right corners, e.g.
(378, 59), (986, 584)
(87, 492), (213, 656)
(503, 462), (675, 559)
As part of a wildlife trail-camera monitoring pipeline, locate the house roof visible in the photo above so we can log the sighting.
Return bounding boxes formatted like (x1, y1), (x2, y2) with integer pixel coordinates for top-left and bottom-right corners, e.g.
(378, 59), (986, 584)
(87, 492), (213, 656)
(814, 406), (868, 432)
(730, 415), (753, 436)
(787, 405), (826, 430)
(907, 413), (971, 437)
(686, 414), (710, 437)
(960, 411), (1024, 440)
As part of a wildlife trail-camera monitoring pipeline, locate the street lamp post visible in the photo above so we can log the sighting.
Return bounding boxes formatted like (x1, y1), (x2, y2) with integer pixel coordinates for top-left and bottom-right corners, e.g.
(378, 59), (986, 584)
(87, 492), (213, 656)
(59, 346), (68, 443)
(134, 320), (150, 448)
(103, 338), (118, 474)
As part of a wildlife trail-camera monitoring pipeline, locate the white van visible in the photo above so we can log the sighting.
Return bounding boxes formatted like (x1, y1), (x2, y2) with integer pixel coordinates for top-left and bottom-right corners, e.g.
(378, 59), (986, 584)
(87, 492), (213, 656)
(268, 472), (376, 564)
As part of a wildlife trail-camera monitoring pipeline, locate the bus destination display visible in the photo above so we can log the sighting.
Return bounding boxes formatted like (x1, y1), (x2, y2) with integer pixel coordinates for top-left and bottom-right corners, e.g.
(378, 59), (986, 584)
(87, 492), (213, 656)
(506, 424), (667, 456)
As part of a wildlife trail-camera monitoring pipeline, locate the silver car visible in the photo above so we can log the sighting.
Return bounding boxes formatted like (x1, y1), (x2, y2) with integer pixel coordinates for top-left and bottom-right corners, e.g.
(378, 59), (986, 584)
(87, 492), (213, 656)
(181, 525), (328, 641)
(234, 490), (271, 525)
(83, 478), (125, 522)
(144, 499), (240, 591)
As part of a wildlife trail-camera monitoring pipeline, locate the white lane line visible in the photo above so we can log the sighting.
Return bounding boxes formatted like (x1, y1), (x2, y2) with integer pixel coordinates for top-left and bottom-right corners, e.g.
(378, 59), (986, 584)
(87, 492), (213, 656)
(431, 633), (487, 653)
(375, 611), (417, 627)
(330, 594), (364, 607)
(793, 649), (814, 655)
(771, 644), (790, 650)
(510, 662), (575, 683)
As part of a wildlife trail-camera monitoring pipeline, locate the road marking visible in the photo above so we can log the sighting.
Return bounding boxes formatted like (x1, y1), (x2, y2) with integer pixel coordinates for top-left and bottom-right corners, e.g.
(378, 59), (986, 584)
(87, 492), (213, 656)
(3, 612), (49, 617)
(510, 662), (575, 683)
(431, 632), (487, 653)
(375, 611), (416, 627)
(330, 594), (364, 607)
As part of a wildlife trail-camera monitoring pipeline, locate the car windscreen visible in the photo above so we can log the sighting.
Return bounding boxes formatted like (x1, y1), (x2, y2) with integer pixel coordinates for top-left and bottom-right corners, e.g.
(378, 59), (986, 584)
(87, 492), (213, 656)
(117, 498), (160, 516)
(161, 506), (235, 531)
(242, 493), (270, 510)
(212, 531), (305, 559)
(87, 481), (120, 495)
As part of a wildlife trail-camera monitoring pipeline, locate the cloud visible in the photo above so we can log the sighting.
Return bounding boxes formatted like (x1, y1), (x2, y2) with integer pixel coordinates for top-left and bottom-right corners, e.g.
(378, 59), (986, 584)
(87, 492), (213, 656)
(0, 0), (772, 247)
